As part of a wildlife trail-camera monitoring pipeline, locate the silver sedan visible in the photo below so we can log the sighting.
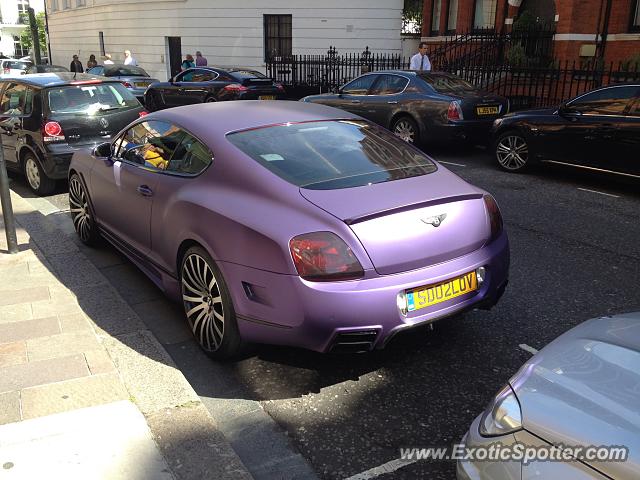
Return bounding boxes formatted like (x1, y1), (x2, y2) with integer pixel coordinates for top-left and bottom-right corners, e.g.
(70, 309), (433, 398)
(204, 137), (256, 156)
(458, 312), (639, 479)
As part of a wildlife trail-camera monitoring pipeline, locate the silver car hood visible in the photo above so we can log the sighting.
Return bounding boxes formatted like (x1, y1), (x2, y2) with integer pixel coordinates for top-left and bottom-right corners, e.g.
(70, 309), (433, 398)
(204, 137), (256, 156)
(510, 313), (640, 478)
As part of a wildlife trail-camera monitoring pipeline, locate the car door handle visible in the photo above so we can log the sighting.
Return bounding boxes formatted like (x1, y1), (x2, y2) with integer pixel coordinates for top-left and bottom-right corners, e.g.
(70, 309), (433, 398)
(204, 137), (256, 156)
(136, 185), (154, 197)
(350, 100), (361, 104)
(387, 101), (398, 104)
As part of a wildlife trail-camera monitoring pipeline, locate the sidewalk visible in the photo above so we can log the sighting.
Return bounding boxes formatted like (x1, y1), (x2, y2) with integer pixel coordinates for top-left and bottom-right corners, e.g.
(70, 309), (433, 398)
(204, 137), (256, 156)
(0, 188), (253, 479)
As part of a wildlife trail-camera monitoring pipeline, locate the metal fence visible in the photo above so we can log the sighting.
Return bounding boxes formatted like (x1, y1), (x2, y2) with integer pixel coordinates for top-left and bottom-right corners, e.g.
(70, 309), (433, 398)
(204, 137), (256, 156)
(267, 47), (640, 111)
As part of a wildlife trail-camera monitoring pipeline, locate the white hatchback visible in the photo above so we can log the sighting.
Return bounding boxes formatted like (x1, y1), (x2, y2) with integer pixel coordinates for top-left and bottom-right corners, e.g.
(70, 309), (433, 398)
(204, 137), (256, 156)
(0, 59), (32, 77)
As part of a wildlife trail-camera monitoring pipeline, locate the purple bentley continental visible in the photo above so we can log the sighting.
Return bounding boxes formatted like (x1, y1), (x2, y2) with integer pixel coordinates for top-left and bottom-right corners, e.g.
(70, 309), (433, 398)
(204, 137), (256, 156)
(68, 101), (509, 359)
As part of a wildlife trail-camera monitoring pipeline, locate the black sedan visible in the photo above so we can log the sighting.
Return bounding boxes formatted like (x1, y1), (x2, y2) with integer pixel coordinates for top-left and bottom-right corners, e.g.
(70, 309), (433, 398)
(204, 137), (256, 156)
(144, 67), (285, 111)
(301, 71), (508, 145)
(492, 84), (640, 178)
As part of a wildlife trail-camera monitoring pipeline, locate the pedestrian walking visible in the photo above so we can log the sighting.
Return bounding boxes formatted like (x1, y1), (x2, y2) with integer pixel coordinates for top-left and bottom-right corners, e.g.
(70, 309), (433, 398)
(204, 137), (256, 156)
(410, 42), (431, 71)
(70, 55), (83, 73)
(86, 54), (97, 70)
(180, 54), (195, 81)
(195, 51), (208, 66)
(103, 53), (114, 65)
(123, 50), (138, 66)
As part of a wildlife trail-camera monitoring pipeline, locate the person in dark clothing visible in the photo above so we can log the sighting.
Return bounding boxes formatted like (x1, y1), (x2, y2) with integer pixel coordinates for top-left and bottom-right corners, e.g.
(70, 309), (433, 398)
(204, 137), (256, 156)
(70, 55), (83, 73)
(86, 54), (97, 70)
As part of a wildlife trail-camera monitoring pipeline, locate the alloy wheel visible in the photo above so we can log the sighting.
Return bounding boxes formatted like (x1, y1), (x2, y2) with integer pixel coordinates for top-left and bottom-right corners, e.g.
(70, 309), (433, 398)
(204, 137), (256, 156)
(181, 253), (225, 352)
(496, 135), (529, 171)
(69, 176), (92, 242)
(25, 157), (41, 191)
(393, 119), (416, 143)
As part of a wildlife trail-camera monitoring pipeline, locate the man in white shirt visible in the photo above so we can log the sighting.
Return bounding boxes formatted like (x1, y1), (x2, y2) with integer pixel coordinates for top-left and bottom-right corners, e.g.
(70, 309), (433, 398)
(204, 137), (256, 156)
(103, 53), (114, 65)
(123, 50), (137, 66)
(410, 42), (431, 71)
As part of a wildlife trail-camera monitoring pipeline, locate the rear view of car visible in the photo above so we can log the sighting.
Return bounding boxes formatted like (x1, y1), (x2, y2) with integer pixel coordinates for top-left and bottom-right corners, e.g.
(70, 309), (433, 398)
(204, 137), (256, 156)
(218, 69), (285, 101)
(87, 65), (159, 103)
(1, 60), (32, 77)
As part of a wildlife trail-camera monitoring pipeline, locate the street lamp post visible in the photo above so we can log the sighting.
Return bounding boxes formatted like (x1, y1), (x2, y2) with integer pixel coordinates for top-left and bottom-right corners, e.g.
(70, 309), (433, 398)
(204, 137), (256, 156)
(0, 136), (18, 254)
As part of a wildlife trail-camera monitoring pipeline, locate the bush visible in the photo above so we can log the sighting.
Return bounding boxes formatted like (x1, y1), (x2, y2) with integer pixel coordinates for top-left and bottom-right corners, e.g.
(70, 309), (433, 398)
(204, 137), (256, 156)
(507, 43), (527, 67)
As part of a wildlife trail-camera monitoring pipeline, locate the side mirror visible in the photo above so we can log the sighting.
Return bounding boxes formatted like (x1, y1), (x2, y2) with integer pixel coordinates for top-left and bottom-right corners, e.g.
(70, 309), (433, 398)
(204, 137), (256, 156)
(93, 142), (112, 158)
(558, 103), (579, 116)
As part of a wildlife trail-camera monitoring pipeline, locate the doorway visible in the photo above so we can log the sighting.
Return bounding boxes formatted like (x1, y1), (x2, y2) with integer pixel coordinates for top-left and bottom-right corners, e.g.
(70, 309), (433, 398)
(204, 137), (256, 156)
(166, 37), (182, 79)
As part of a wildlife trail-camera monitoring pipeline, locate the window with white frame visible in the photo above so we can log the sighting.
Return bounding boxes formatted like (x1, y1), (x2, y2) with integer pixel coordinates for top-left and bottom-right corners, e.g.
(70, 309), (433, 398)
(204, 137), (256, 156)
(447, 0), (459, 32)
(77, 0), (86, 6)
(632, 0), (640, 31)
(50, 0), (58, 11)
(62, 0), (70, 9)
(431, 0), (442, 35)
(473, 0), (497, 30)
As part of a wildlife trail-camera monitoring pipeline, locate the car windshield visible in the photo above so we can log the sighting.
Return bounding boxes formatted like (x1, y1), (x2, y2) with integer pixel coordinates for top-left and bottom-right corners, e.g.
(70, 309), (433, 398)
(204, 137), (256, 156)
(419, 74), (476, 93)
(104, 66), (149, 77)
(46, 83), (140, 114)
(227, 120), (437, 190)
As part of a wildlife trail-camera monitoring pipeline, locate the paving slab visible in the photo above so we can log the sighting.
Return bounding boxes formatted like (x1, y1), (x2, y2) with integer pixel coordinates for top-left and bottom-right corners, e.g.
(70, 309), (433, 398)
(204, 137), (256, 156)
(0, 316), (60, 344)
(0, 400), (174, 479)
(0, 391), (20, 424)
(26, 331), (102, 362)
(21, 372), (129, 419)
(0, 354), (89, 393)
(0, 342), (27, 368)
(0, 286), (49, 307)
(0, 304), (33, 324)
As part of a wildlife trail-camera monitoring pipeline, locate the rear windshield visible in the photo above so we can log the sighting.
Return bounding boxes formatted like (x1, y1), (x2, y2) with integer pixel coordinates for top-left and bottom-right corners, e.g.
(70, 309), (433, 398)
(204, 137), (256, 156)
(419, 74), (476, 93)
(229, 70), (267, 80)
(46, 83), (140, 115)
(104, 66), (149, 77)
(6, 62), (30, 70)
(227, 120), (437, 190)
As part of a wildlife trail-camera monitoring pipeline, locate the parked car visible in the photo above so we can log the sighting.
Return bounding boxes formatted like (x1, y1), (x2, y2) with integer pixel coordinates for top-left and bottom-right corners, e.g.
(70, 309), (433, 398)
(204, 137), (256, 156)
(68, 101), (509, 359)
(458, 311), (640, 479)
(492, 83), (640, 177)
(301, 71), (508, 145)
(0, 59), (32, 77)
(26, 64), (69, 74)
(86, 64), (159, 103)
(0, 73), (146, 195)
(144, 67), (285, 111)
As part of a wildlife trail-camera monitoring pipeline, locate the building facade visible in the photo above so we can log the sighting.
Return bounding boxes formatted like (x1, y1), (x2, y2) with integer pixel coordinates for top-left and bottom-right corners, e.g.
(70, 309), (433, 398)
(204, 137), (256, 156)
(0, 0), (44, 58)
(422, 0), (640, 65)
(45, 0), (403, 81)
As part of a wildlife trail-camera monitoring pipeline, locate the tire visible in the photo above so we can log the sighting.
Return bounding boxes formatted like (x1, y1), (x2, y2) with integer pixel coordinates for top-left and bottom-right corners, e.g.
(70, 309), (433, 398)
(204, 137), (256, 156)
(68, 173), (101, 246)
(495, 131), (530, 172)
(180, 246), (242, 359)
(204, 96), (216, 103)
(391, 116), (420, 145)
(23, 152), (55, 195)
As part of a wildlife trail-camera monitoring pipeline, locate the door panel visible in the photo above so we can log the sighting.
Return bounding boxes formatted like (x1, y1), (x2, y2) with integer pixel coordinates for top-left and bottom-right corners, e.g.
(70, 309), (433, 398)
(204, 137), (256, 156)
(0, 83), (30, 166)
(365, 74), (410, 126)
(613, 100), (640, 175)
(334, 74), (378, 117)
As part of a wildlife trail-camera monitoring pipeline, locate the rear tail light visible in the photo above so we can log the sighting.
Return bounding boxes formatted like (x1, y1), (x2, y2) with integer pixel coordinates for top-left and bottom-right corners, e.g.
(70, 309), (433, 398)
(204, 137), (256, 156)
(138, 111), (149, 117)
(447, 101), (464, 121)
(121, 81), (133, 88)
(3, 68), (10, 74)
(223, 83), (249, 93)
(43, 121), (65, 143)
(289, 232), (364, 282)
(483, 194), (503, 241)
(70, 79), (102, 85)
(275, 83), (285, 92)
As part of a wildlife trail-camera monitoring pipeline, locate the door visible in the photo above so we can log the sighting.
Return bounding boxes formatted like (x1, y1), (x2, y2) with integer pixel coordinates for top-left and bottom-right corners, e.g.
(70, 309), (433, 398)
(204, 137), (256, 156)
(613, 96), (640, 176)
(365, 74), (410, 126)
(0, 82), (31, 168)
(90, 120), (181, 255)
(176, 69), (219, 104)
(561, 85), (638, 168)
(167, 36), (182, 79)
(333, 74), (378, 117)
(161, 70), (193, 107)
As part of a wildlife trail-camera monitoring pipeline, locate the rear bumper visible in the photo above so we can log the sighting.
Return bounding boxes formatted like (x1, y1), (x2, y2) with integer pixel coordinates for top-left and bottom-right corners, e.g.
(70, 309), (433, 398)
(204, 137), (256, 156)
(42, 143), (98, 180)
(222, 231), (509, 353)
(430, 120), (497, 144)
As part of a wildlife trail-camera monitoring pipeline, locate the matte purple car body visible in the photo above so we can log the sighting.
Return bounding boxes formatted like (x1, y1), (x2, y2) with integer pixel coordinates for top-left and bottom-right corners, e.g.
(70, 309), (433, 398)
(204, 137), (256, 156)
(69, 101), (509, 353)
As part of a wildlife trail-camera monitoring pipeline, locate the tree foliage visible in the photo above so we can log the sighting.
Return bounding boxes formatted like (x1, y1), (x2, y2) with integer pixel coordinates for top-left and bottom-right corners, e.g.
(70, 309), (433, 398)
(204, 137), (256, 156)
(20, 11), (48, 57)
(403, 0), (423, 34)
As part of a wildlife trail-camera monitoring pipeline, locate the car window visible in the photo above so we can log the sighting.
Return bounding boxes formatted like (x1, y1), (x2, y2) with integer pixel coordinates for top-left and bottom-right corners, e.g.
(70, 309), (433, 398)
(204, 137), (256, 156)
(568, 86), (638, 115)
(227, 120), (437, 189)
(628, 99), (640, 117)
(176, 69), (196, 82)
(166, 132), (212, 175)
(46, 83), (139, 115)
(0, 83), (30, 116)
(370, 75), (409, 95)
(228, 70), (267, 80)
(88, 66), (104, 75)
(341, 75), (377, 95)
(191, 70), (218, 82)
(114, 120), (184, 171)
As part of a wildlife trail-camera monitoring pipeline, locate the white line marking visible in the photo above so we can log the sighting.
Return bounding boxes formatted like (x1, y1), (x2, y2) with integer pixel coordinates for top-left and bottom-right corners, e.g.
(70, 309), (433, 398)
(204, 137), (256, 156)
(343, 458), (419, 480)
(577, 188), (620, 198)
(519, 344), (539, 355)
(438, 160), (466, 167)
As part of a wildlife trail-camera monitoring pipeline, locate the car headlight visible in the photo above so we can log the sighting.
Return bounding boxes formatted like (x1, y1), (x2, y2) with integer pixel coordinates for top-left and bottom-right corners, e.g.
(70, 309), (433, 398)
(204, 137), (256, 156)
(478, 384), (522, 437)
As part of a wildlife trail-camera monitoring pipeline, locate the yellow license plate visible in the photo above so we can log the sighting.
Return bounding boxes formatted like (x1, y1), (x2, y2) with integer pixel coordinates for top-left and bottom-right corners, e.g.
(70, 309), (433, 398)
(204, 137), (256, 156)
(406, 271), (478, 312)
(259, 95), (276, 100)
(135, 82), (149, 88)
(476, 106), (499, 115)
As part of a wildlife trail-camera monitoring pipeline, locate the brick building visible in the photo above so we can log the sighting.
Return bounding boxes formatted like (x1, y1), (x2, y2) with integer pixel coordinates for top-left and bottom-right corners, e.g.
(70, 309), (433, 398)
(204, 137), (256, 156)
(422, 0), (640, 65)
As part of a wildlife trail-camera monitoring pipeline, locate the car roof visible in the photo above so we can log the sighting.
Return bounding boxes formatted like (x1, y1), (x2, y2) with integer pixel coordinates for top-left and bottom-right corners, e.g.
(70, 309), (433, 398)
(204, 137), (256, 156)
(148, 100), (360, 141)
(0, 72), (119, 87)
